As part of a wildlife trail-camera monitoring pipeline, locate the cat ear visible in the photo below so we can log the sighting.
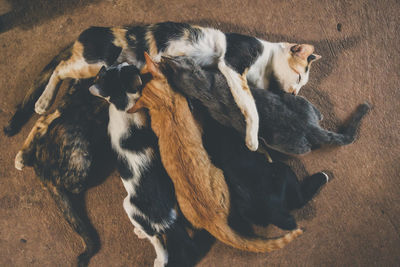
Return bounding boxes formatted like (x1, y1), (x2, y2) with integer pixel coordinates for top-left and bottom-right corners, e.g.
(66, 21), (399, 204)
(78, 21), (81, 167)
(127, 98), (145, 113)
(144, 52), (162, 77)
(290, 44), (315, 60)
(307, 53), (322, 63)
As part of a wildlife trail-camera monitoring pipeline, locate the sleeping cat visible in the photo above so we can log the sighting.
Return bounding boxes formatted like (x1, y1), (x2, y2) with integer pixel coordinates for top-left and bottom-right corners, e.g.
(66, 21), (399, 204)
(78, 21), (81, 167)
(4, 21), (321, 152)
(14, 79), (113, 267)
(158, 56), (370, 155)
(89, 63), (198, 267)
(128, 53), (303, 252)
(199, 106), (328, 233)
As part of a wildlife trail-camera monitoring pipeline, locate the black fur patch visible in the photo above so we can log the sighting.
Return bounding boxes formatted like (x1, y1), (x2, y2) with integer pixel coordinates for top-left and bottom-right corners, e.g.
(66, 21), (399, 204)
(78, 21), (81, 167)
(126, 25), (149, 64)
(79, 27), (122, 65)
(120, 126), (158, 152)
(152, 22), (191, 53)
(224, 33), (263, 74)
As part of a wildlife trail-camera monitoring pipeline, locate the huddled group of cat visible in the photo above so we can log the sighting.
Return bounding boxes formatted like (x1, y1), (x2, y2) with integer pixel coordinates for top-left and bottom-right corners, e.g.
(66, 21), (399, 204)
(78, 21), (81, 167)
(5, 22), (370, 267)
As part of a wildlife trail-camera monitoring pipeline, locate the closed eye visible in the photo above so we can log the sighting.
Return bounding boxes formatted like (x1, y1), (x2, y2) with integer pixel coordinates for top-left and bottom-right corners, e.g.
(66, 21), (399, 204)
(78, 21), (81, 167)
(297, 74), (301, 83)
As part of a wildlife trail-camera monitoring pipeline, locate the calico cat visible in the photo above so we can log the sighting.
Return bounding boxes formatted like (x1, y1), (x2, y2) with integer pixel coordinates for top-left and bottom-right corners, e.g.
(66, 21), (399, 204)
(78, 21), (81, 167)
(89, 63), (198, 267)
(128, 53), (303, 253)
(158, 56), (370, 155)
(14, 79), (113, 267)
(4, 21), (321, 152)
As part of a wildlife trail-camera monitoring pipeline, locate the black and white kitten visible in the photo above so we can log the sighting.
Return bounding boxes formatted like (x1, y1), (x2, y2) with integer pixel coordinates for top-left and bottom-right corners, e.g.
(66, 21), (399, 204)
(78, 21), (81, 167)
(89, 64), (197, 267)
(159, 56), (370, 155)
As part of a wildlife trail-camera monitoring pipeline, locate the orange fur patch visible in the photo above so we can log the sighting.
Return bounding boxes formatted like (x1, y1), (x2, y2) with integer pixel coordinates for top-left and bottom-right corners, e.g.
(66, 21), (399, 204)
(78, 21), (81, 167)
(111, 27), (128, 49)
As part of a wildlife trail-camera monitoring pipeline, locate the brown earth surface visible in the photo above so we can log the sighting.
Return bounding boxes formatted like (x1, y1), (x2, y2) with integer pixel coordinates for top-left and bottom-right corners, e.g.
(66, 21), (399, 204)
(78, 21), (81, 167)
(0, 0), (399, 266)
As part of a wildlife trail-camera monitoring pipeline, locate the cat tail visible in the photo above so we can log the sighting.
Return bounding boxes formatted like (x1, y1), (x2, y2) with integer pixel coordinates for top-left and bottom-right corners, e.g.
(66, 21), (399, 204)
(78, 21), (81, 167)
(206, 221), (303, 253)
(3, 44), (73, 137)
(46, 183), (100, 267)
(317, 102), (371, 146)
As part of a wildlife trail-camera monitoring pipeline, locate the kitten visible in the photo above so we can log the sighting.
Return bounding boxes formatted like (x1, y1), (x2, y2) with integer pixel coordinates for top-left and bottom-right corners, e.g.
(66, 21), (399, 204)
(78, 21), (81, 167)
(14, 79), (113, 267)
(199, 110), (328, 232)
(89, 64), (198, 267)
(158, 56), (370, 155)
(5, 22), (320, 153)
(129, 52), (303, 253)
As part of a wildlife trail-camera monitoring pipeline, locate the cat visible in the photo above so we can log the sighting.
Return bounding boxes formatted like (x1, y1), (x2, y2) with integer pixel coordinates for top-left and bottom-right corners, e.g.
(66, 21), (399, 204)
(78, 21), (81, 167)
(4, 21), (321, 153)
(157, 56), (370, 155)
(199, 108), (329, 233)
(128, 52), (304, 253)
(14, 79), (113, 267)
(89, 63), (198, 267)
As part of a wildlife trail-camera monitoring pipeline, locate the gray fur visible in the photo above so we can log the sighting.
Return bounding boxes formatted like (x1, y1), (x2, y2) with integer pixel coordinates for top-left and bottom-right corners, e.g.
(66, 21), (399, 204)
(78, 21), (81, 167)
(160, 56), (370, 155)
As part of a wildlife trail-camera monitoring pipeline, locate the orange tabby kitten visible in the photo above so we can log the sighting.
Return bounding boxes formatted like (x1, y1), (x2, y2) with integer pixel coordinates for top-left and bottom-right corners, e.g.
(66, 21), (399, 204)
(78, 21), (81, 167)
(129, 53), (303, 253)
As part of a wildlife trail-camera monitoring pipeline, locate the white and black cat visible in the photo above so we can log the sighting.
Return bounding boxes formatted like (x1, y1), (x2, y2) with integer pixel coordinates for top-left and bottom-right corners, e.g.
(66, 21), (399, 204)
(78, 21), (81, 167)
(158, 56), (370, 155)
(5, 21), (320, 152)
(89, 64), (197, 267)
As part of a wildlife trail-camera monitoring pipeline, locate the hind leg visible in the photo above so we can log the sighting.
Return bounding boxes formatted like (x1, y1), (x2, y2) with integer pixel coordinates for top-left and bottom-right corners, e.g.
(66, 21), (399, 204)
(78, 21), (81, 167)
(286, 172), (328, 210)
(15, 110), (61, 170)
(123, 196), (169, 266)
(218, 62), (259, 151)
(151, 235), (168, 267)
(35, 42), (105, 114)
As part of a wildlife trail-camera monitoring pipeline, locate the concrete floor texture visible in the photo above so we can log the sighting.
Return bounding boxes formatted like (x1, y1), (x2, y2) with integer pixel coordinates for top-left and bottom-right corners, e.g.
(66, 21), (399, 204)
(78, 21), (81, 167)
(0, 0), (399, 266)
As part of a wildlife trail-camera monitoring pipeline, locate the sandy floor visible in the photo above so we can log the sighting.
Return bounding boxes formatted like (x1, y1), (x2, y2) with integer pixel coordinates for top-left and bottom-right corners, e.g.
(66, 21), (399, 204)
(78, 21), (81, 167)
(0, 0), (399, 266)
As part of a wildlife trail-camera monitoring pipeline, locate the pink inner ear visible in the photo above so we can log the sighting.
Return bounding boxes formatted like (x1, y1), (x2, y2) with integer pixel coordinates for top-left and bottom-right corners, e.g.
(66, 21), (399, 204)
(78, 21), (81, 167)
(295, 44), (315, 60)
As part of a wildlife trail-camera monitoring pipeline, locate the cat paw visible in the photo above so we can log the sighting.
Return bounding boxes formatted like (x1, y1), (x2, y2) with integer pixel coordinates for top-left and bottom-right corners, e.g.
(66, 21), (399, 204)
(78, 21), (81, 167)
(321, 172), (329, 183)
(245, 135), (259, 151)
(134, 227), (147, 239)
(154, 258), (166, 267)
(35, 96), (51, 114)
(15, 151), (25, 171)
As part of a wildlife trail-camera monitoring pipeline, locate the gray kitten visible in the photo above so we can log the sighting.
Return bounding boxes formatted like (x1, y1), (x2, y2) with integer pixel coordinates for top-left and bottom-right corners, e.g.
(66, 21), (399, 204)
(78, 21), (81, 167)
(159, 56), (370, 155)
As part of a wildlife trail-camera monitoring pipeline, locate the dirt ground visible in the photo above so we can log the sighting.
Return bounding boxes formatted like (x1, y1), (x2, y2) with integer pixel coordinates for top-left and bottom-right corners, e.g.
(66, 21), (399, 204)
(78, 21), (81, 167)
(0, 0), (399, 266)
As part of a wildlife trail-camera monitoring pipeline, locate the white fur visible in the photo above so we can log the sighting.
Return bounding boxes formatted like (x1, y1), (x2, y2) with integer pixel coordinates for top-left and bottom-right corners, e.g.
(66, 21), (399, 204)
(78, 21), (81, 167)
(15, 151), (24, 170)
(35, 59), (104, 114)
(218, 60), (259, 151)
(247, 40), (309, 95)
(271, 43), (309, 95)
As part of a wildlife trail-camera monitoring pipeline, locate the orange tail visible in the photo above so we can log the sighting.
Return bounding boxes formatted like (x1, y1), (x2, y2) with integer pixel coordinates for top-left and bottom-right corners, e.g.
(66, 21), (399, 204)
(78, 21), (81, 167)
(207, 222), (303, 253)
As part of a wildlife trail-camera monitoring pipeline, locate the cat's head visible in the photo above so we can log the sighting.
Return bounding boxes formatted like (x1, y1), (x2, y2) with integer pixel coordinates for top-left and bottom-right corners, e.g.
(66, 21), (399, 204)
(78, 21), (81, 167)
(89, 63), (145, 111)
(128, 53), (179, 113)
(272, 43), (321, 95)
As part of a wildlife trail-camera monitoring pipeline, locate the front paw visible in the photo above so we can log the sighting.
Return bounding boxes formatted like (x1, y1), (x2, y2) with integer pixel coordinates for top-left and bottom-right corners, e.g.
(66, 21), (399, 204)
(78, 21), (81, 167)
(245, 134), (259, 151)
(154, 258), (166, 267)
(134, 227), (147, 239)
(35, 96), (51, 114)
(15, 151), (25, 171)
